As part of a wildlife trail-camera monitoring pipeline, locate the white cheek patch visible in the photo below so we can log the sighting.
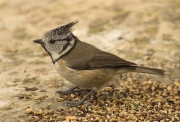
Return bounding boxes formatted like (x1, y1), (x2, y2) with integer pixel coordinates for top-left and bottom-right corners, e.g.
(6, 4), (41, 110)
(51, 52), (61, 60)
(57, 39), (75, 58)
(49, 38), (75, 62)
(59, 41), (68, 52)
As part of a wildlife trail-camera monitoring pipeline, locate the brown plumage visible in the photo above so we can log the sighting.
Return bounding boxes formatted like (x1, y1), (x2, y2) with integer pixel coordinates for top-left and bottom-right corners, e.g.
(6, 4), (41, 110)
(62, 36), (165, 75)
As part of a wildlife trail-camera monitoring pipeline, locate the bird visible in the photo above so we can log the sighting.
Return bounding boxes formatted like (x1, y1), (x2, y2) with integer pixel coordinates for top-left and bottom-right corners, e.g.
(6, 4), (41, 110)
(33, 20), (165, 106)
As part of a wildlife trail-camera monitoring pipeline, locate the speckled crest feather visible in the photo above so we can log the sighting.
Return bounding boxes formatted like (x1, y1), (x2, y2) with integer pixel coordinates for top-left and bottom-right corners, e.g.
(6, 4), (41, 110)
(44, 20), (78, 37)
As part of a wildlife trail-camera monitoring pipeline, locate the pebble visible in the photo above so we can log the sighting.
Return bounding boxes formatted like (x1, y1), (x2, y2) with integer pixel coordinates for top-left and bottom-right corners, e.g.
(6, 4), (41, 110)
(66, 116), (77, 120)
(129, 114), (137, 121)
(174, 81), (180, 87)
(25, 107), (34, 114)
(102, 87), (112, 92)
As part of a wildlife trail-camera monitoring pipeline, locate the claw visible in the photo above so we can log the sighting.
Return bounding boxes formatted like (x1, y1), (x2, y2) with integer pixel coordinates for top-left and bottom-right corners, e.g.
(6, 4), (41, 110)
(55, 91), (66, 97)
(66, 90), (94, 106)
(55, 86), (79, 97)
(56, 87), (94, 106)
(66, 101), (80, 107)
(55, 91), (62, 95)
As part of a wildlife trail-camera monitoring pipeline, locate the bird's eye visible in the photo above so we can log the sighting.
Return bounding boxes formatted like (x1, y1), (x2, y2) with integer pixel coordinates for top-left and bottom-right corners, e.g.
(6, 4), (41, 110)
(49, 39), (56, 44)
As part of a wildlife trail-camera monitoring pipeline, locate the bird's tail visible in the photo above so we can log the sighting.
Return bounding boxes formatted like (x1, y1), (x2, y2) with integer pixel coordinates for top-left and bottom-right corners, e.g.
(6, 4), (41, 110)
(135, 66), (165, 75)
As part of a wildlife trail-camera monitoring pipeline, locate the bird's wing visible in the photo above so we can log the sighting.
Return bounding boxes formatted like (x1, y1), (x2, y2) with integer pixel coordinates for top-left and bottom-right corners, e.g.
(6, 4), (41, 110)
(66, 50), (136, 70)
(88, 51), (136, 68)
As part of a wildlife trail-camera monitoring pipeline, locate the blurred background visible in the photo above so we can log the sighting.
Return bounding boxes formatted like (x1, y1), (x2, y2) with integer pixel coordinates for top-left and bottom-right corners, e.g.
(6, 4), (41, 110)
(0, 0), (179, 121)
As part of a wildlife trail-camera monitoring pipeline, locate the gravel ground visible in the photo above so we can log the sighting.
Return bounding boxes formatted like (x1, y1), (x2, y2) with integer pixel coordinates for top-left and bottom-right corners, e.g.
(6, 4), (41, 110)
(0, 0), (180, 121)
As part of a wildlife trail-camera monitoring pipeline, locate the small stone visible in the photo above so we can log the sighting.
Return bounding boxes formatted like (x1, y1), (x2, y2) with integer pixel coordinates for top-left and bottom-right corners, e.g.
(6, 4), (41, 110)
(129, 114), (137, 121)
(119, 111), (127, 118)
(102, 87), (112, 92)
(33, 116), (40, 119)
(154, 115), (164, 121)
(49, 109), (54, 114)
(56, 98), (65, 102)
(35, 95), (48, 100)
(110, 119), (118, 122)
(38, 109), (43, 114)
(101, 92), (109, 96)
(24, 87), (38, 91)
(174, 81), (180, 87)
(148, 80), (152, 84)
(25, 107), (34, 114)
(70, 94), (76, 98)
(43, 116), (50, 119)
(167, 86), (172, 91)
(66, 116), (77, 120)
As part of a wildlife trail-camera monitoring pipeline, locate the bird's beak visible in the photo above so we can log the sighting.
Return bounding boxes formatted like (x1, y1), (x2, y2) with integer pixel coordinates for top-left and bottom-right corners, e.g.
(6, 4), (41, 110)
(33, 39), (44, 44)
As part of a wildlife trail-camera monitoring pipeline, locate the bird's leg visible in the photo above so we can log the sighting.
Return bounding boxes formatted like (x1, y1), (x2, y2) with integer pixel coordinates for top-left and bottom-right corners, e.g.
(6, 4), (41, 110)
(56, 86), (79, 97)
(56, 86), (88, 97)
(66, 90), (94, 106)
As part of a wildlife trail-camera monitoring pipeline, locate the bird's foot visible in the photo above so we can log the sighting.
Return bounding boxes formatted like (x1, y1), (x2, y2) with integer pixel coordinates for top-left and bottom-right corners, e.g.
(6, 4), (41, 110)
(64, 90), (94, 106)
(55, 86), (79, 97)
(65, 101), (83, 107)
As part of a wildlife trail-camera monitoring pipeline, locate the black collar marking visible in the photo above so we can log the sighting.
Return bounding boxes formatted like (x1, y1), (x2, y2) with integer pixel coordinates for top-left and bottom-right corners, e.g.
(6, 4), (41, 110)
(41, 44), (55, 64)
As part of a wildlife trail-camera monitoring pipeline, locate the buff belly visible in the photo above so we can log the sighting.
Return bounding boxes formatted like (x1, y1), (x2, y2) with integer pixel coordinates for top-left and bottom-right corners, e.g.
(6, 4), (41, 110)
(54, 60), (117, 89)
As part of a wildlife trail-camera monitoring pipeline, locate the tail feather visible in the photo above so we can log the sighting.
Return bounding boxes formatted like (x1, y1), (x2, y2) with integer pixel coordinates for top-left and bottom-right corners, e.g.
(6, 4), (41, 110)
(135, 66), (165, 75)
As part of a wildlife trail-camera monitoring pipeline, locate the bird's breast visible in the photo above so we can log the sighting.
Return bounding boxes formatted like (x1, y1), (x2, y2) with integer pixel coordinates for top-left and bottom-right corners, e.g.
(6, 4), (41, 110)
(54, 59), (117, 89)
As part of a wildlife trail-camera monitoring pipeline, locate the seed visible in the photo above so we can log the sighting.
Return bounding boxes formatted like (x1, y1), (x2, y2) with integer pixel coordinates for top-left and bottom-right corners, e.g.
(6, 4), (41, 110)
(25, 107), (34, 114)
(102, 87), (112, 92)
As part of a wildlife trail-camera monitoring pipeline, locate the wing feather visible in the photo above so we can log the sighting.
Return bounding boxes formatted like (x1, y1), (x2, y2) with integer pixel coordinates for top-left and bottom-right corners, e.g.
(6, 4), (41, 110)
(67, 51), (136, 70)
(88, 51), (136, 68)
